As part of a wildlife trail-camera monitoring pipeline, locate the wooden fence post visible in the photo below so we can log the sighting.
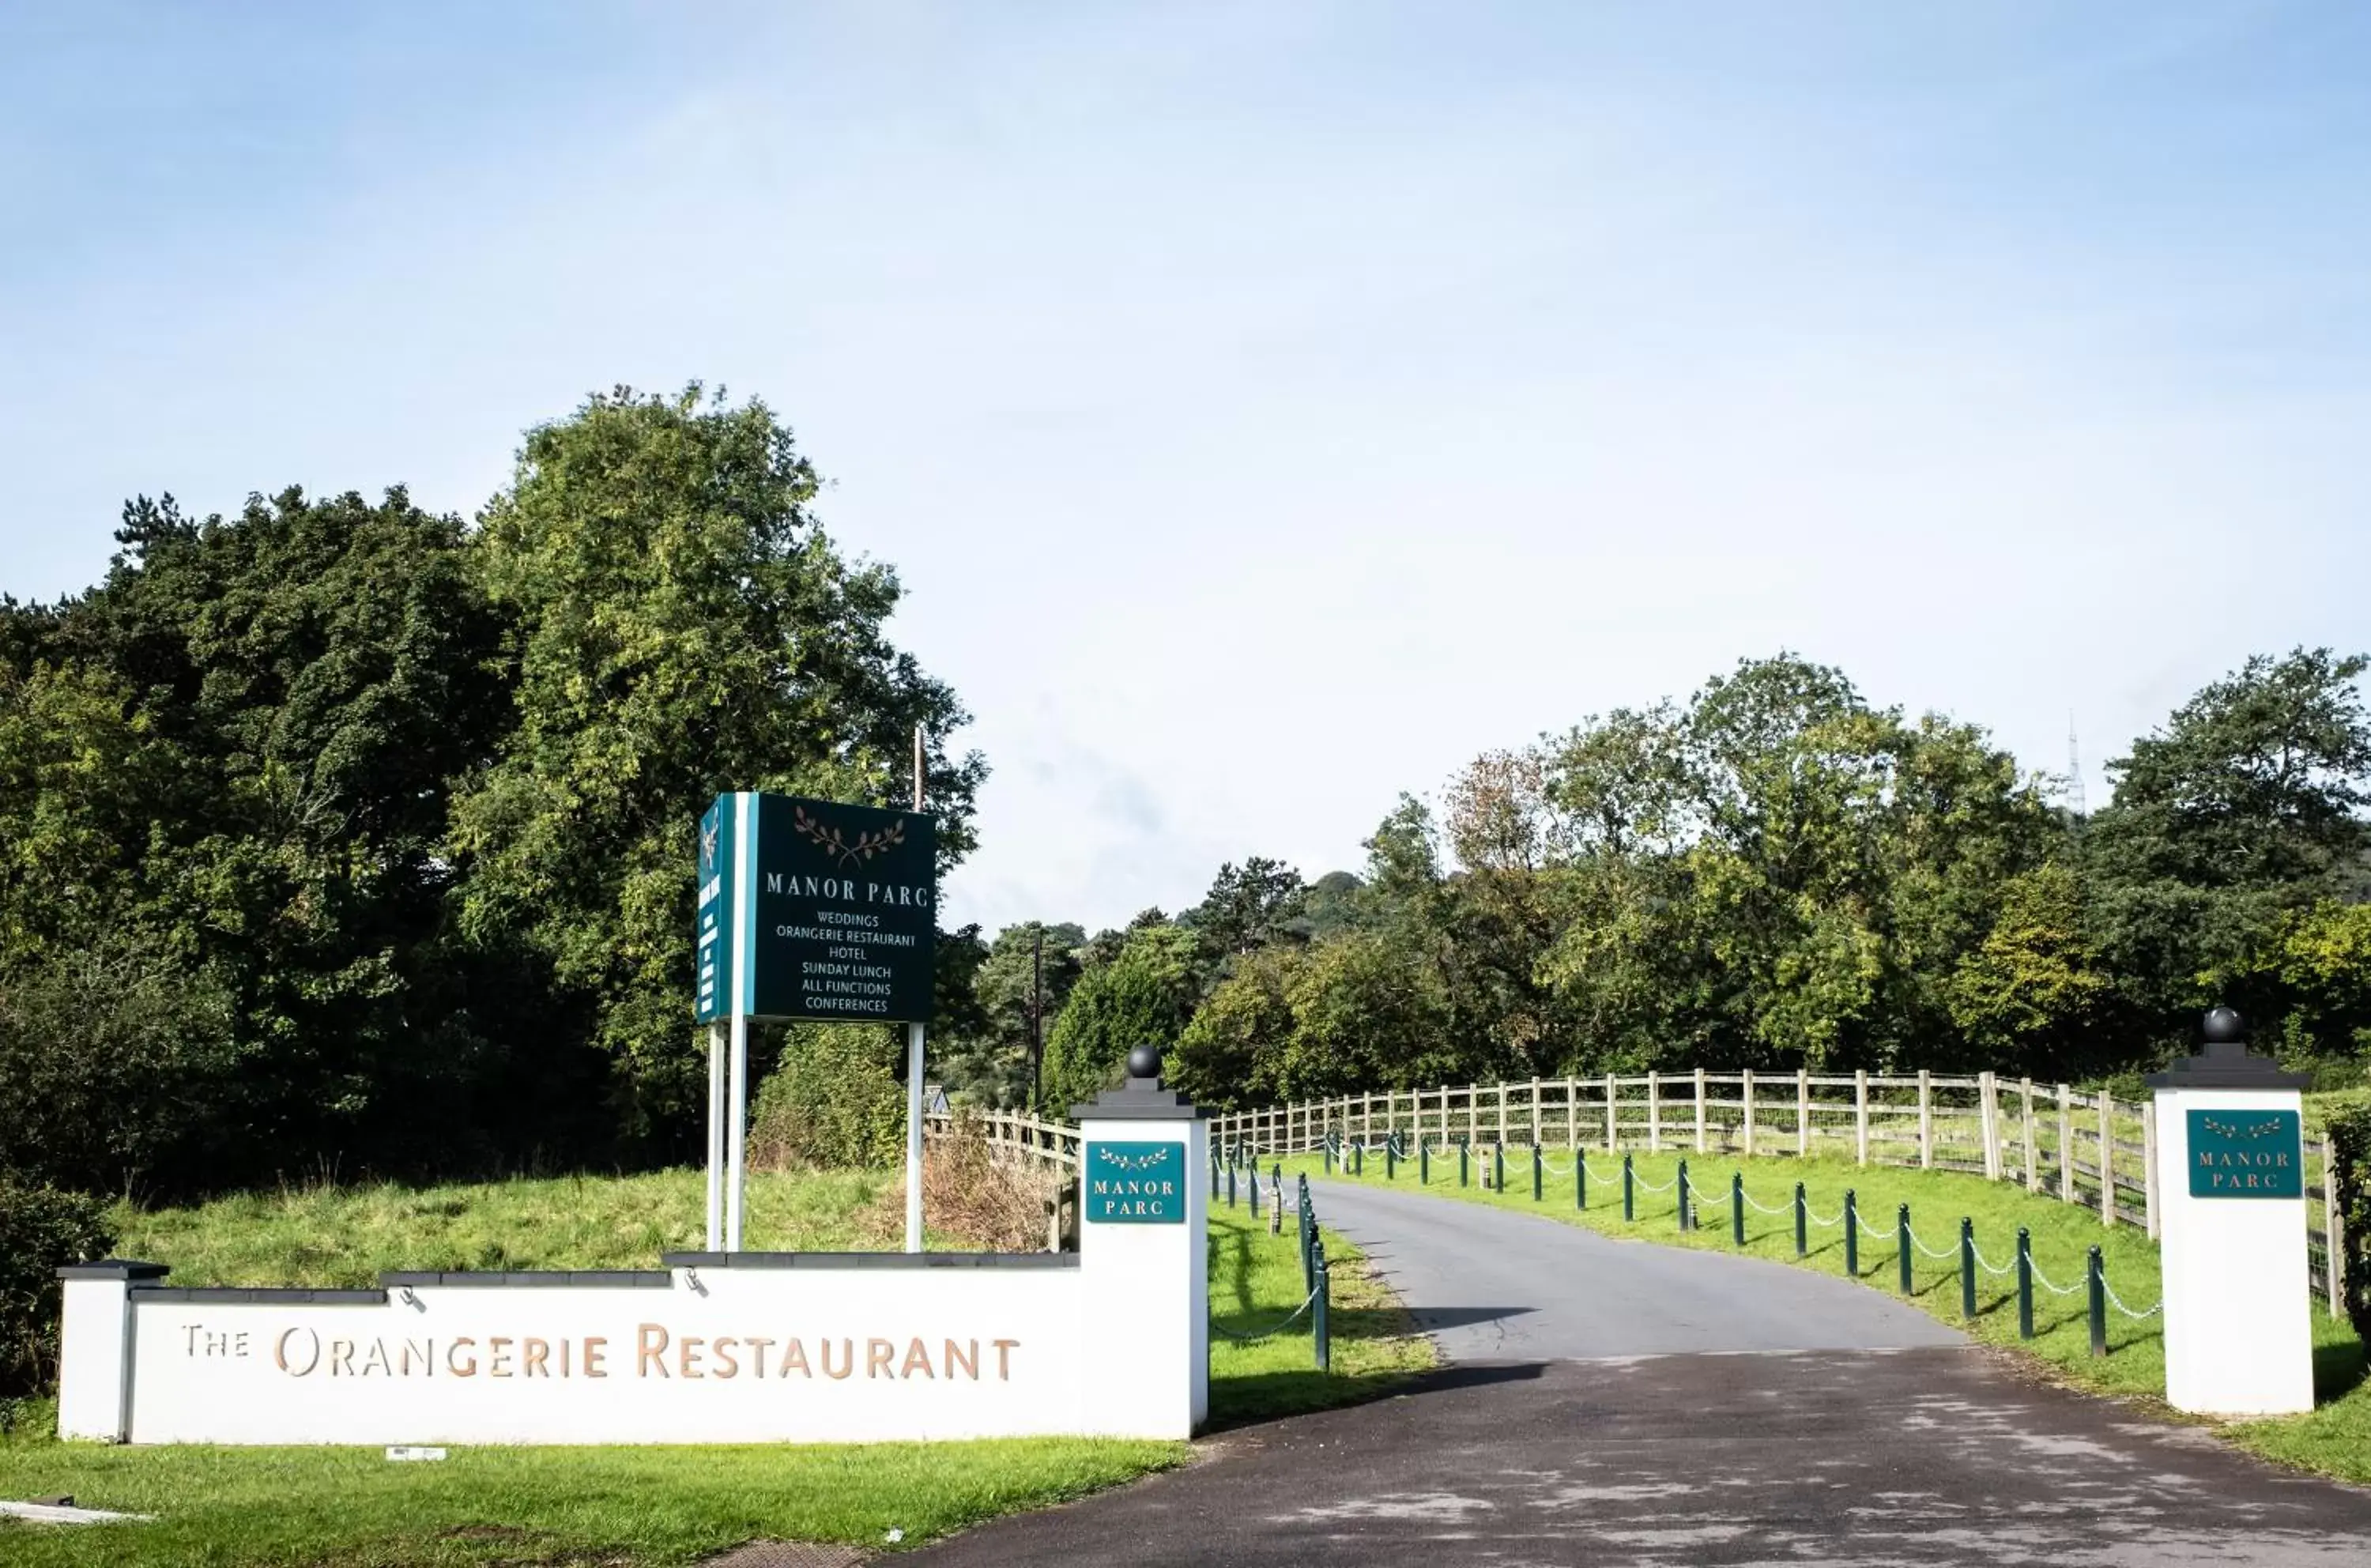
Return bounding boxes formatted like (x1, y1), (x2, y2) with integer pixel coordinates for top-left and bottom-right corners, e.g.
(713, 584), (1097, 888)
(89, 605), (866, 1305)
(1796, 1069), (1810, 1157)
(2057, 1084), (2074, 1203)
(2021, 1078), (2039, 1193)
(1981, 1071), (2001, 1182)
(1742, 1069), (1756, 1156)
(1694, 1067), (1709, 1154)
(1529, 1076), (1542, 1144)
(1854, 1070), (1870, 1167)
(1467, 1084), (1477, 1146)
(1648, 1072), (1662, 1153)
(1498, 1081), (1509, 1147)
(2097, 1091), (2115, 1228)
(1917, 1070), (1934, 1169)
(2142, 1099), (2159, 1240)
(1605, 1074), (1618, 1149)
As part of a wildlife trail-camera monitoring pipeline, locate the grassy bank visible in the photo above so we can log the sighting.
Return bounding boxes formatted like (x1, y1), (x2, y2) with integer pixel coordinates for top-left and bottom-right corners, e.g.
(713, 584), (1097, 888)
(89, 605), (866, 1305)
(0, 1169), (1426, 1565)
(1281, 1141), (2369, 1483)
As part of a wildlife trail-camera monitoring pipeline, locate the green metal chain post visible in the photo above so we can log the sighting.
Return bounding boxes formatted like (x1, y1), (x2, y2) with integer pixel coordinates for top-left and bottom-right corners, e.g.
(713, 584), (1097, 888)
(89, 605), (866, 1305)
(1226, 1162), (1236, 1208)
(1385, 1139), (1395, 1181)
(1844, 1189), (1859, 1276)
(1792, 1182), (1807, 1257)
(2016, 1227), (2034, 1339)
(1532, 1144), (1543, 1201)
(1351, 1141), (1362, 1177)
(1576, 1148), (1587, 1211)
(1678, 1159), (1692, 1232)
(1247, 1163), (1259, 1218)
(1313, 1242), (1331, 1372)
(1459, 1140), (1469, 1187)
(1623, 1153), (1634, 1220)
(1897, 1204), (1913, 1295)
(1731, 1172), (1745, 1246)
(2087, 1246), (2107, 1358)
(1493, 1143), (1505, 1193)
(1958, 1217), (1976, 1321)
(1420, 1139), (1430, 1185)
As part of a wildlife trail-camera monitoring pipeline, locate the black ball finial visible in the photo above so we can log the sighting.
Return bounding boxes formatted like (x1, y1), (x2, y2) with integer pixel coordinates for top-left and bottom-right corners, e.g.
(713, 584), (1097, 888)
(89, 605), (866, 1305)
(1125, 1044), (1163, 1082)
(2203, 1005), (2248, 1050)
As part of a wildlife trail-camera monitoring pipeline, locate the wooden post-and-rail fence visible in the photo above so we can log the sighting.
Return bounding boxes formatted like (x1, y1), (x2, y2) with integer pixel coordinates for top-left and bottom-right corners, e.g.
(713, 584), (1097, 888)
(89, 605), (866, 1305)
(1205, 1069), (2347, 1318)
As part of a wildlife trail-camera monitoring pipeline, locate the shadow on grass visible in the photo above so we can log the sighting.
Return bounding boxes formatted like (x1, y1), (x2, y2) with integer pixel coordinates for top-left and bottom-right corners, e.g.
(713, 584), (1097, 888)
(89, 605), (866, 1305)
(1207, 1360), (1547, 1432)
(2315, 1337), (2369, 1403)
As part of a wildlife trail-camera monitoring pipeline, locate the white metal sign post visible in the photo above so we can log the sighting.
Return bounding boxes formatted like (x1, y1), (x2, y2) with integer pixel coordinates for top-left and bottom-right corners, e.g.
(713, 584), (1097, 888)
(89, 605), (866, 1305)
(695, 778), (937, 1256)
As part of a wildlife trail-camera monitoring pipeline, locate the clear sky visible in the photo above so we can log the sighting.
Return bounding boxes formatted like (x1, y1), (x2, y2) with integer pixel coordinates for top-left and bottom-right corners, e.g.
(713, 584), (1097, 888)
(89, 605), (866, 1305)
(3, 2), (2366, 936)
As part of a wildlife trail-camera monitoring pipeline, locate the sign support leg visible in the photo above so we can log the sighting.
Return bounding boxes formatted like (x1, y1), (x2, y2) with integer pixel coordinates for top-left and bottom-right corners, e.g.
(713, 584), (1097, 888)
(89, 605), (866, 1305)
(726, 1010), (749, 1251)
(906, 1022), (926, 1253)
(705, 1022), (725, 1251)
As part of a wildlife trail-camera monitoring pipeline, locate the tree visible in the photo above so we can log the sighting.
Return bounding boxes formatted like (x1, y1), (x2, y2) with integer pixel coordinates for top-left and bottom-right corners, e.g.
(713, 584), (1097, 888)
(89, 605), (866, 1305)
(937, 921), (1085, 1108)
(1947, 862), (2121, 1079)
(3, 487), (527, 1189)
(1184, 858), (1308, 958)
(1040, 922), (1204, 1110)
(449, 386), (985, 1155)
(2086, 647), (2371, 1051)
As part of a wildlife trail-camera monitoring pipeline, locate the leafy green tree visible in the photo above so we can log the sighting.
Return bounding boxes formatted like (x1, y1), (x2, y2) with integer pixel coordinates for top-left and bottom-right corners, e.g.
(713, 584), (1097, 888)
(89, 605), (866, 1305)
(1184, 858), (1309, 958)
(1041, 922), (1205, 1110)
(449, 386), (984, 1154)
(2085, 647), (2371, 1049)
(1947, 862), (2121, 1078)
(1170, 944), (1301, 1108)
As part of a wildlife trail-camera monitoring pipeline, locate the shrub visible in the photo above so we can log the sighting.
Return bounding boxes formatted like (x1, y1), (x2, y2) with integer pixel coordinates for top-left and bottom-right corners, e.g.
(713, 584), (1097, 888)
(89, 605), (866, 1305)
(2326, 1095), (2371, 1347)
(747, 1023), (906, 1170)
(859, 1113), (1057, 1253)
(0, 1181), (114, 1398)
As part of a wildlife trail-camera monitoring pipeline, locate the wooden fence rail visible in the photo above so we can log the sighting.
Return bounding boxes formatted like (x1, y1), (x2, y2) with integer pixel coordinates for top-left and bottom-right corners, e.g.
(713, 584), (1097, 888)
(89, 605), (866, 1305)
(1204, 1069), (2345, 1317)
(922, 1108), (1080, 1172)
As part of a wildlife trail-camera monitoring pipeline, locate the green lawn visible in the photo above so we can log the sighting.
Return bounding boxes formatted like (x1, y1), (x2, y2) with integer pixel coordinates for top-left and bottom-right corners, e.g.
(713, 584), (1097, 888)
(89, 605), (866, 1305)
(0, 1171), (1427, 1565)
(1285, 1140), (2369, 1483)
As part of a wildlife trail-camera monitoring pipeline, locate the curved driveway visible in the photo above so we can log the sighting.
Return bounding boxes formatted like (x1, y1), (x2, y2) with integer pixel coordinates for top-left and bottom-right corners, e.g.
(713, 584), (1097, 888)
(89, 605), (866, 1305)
(1310, 1177), (1962, 1361)
(915, 1179), (2371, 1567)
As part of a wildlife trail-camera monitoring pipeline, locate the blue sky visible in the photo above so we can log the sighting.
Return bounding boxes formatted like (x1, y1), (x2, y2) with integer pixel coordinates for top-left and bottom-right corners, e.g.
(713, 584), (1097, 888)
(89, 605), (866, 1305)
(3, 2), (2367, 934)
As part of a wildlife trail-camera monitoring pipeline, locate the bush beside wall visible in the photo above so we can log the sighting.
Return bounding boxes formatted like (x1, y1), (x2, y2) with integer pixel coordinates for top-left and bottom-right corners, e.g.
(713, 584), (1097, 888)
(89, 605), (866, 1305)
(0, 1182), (114, 1398)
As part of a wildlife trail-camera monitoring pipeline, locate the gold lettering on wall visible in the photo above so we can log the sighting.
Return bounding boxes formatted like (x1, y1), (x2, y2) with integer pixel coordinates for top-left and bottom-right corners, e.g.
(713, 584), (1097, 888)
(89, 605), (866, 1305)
(243, 1321), (1023, 1385)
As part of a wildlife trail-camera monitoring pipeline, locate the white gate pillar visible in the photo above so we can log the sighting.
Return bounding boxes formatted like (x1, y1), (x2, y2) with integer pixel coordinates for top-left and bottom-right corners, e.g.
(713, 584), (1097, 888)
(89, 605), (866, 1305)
(1073, 1045), (1209, 1438)
(2149, 1006), (2315, 1416)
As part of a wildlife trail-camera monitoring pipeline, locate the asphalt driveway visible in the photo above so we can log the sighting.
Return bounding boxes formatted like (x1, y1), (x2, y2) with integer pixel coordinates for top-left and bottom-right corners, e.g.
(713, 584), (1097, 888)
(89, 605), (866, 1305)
(910, 1181), (2371, 1566)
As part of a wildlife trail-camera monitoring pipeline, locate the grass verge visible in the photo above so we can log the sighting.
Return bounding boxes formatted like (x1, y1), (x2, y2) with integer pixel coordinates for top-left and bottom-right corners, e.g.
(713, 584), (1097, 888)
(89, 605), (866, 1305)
(1279, 1141), (2369, 1483)
(0, 1167), (1424, 1564)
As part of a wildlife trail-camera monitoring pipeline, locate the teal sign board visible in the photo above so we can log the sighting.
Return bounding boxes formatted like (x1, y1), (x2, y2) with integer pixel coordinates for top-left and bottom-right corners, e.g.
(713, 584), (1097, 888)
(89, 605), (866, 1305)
(695, 793), (937, 1024)
(2188, 1109), (2303, 1199)
(1084, 1142), (1186, 1224)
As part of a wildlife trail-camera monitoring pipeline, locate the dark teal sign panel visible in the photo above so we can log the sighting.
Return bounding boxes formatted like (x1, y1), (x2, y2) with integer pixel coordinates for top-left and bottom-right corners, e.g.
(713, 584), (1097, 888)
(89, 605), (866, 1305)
(1084, 1141), (1186, 1224)
(694, 793), (937, 1024)
(2188, 1109), (2303, 1199)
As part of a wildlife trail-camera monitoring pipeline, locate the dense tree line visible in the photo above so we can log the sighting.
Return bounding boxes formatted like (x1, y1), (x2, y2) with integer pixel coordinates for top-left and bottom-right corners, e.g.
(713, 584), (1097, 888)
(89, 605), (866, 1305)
(962, 650), (2370, 1115)
(0, 386), (982, 1198)
(5, 386), (2364, 1197)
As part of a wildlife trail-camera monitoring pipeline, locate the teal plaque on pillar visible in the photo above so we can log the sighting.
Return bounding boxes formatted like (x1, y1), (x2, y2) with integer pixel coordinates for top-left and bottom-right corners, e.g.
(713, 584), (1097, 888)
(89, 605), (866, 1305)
(1084, 1142), (1186, 1224)
(2188, 1109), (2303, 1199)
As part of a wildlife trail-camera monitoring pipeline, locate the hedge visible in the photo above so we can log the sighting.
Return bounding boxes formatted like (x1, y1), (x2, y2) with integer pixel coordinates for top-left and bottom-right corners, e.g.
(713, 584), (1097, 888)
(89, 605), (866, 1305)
(2326, 1098), (2371, 1347)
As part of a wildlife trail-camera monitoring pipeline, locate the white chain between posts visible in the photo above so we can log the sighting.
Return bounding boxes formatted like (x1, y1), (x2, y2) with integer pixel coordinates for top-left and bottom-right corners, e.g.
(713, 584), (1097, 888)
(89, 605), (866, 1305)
(1969, 1242), (2016, 1277)
(1208, 1283), (1323, 1341)
(2101, 1277), (2163, 1320)
(2026, 1257), (2085, 1297)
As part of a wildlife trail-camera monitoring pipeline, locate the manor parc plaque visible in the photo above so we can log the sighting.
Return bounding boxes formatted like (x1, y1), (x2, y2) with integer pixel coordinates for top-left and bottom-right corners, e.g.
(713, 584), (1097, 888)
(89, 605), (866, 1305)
(2186, 1108), (2303, 1200)
(697, 793), (937, 1024)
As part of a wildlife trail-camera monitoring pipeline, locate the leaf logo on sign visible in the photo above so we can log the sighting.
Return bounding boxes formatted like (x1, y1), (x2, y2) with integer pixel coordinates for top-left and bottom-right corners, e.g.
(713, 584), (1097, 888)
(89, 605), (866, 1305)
(792, 804), (907, 870)
(2200, 1115), (2285, 1140)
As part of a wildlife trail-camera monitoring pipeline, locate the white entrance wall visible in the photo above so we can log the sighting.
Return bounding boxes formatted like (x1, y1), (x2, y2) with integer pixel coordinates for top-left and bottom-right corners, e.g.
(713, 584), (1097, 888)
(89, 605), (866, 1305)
(58, 1079), (1210, 1446)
